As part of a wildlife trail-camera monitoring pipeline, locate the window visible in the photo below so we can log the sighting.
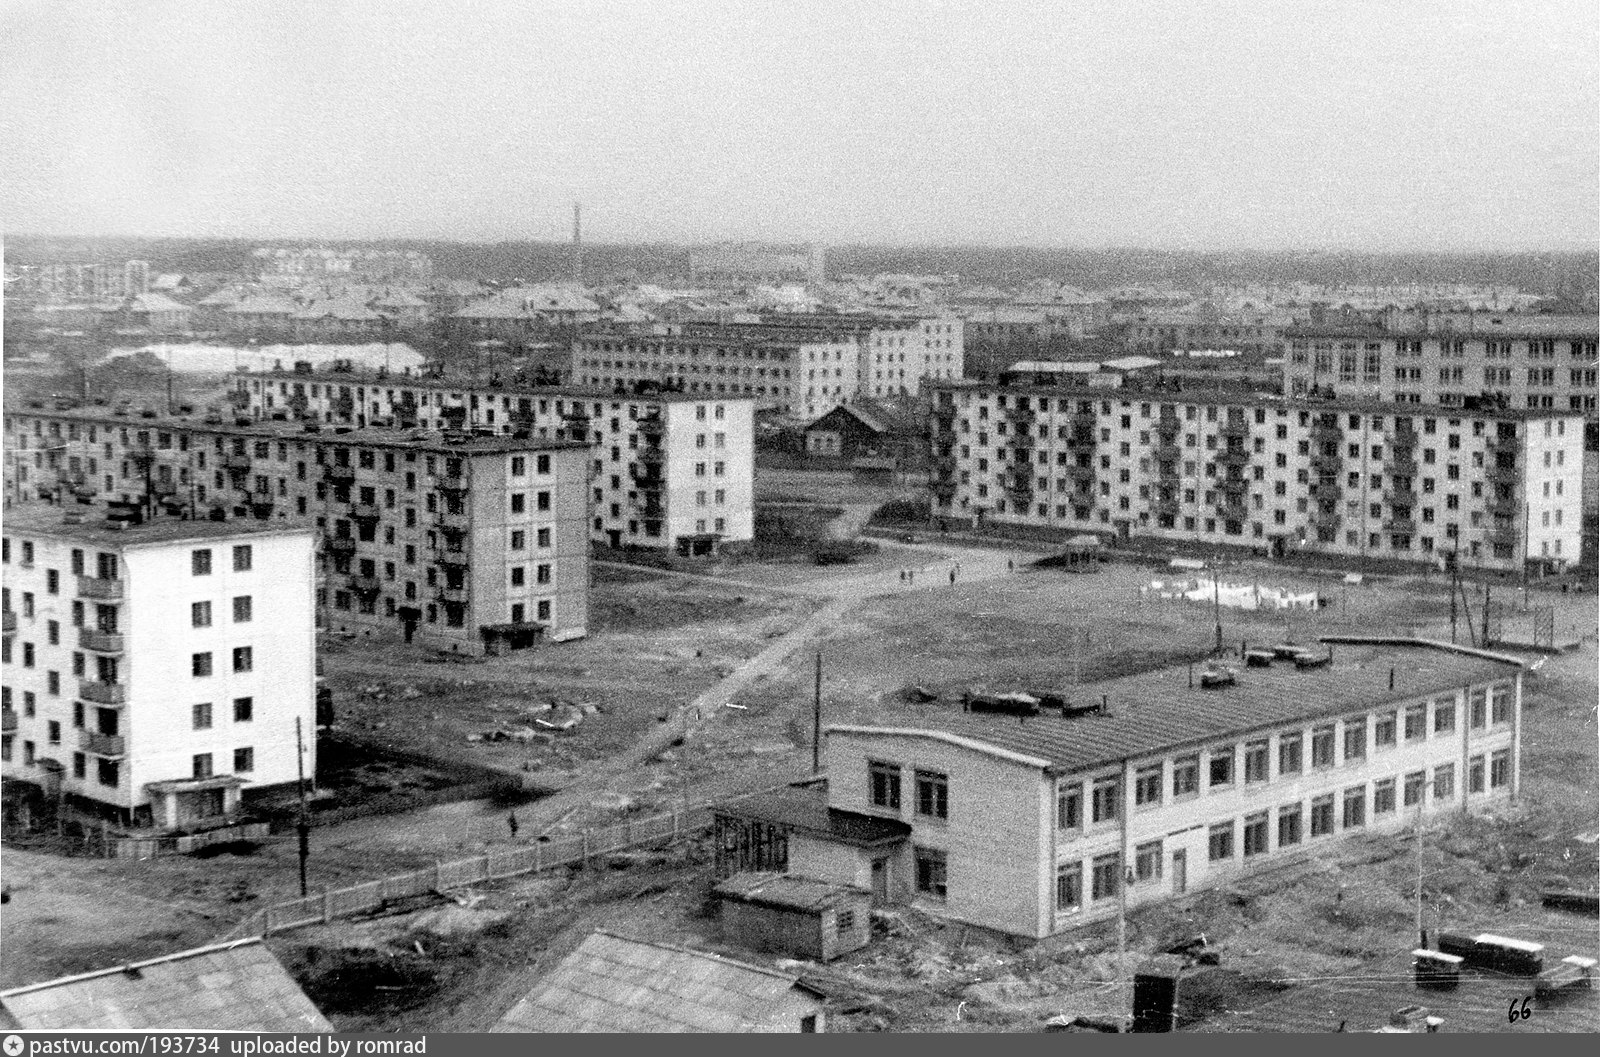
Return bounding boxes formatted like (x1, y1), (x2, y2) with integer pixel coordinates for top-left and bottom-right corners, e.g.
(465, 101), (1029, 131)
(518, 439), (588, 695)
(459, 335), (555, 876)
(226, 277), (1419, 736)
(1342, 786), (1366, 828)
(914, 846), (947, 900)
(1208, 748), (1235, 787)
(1469, 689), (1487, 729)
(1278, 734), (1302, 775)
(536, 528), (551, 548)
(1468, 754), (1486, 793)
(1490, 685), (1512, 725)
(1374, 712), (1397, 748)
(233, 596), (252, 623)
(191, 549), (212, 576)
(1091, 777), (1120, 823)
(1310, 794), (1335, 837)
(510, 493), (526, 514)
(536, 491), (551, 512)
(1056, 862), (1083, 911)
(510, 567), (526, 587)
(1208, 821), (1235, 861)
(232, 545), (252, 572)
(836, 909), (854, 933)
(192, 652), (213, 677)
(1135, 840), (1163, 881)
(1433, 763), (1455, 800)
(1343, 718), (1366, 761)
(232, 647), (253, 673)
(915, 770), (948, 819)
(536, 564), (551, 585)
(1134, 764), (1162, 807)
(1172, 754), (1199, 796)
(232, 696), (253, 722)
(1278, 803), (1303, 847)
(1373, 778), (1396, 816)
(510, 530), (526, 551)
(98, 759), (118, 787)
(1433, 699), (1455, 734)
(1244, 740), (1268, 783)
(1404, 770), (1426, 807)
(234, 747), (254, 772)
(192, 702), (213, 729)
(1403, 704), (1426, 741)
(869, 761), (901, 810)
(1489, 749), (1510, 789)
(1243, 813), (1268, 857)
(1311, 726), (1335, 768)
(191, 601), (212, 628)
(1056, 783), (1082, 829)
(1091, 853), (1121, 900)
(193, 753), (214, 779)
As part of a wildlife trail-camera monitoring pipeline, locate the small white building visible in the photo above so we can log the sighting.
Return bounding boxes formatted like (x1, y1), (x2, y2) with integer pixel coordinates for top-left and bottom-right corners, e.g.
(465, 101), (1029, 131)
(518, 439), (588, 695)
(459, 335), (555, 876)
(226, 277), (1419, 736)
(2, 506), (317, 831)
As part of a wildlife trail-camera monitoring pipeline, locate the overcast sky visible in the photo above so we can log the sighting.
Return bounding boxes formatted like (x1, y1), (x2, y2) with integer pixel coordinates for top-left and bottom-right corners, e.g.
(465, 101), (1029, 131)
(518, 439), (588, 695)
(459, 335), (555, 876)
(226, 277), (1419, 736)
(1, 0), (1595, 250)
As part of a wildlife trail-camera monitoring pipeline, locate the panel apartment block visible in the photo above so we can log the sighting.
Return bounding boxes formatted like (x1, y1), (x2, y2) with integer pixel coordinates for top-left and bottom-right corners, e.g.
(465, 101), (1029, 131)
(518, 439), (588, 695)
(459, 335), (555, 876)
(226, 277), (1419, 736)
(927, 381), (1585, 572)
(811, 641), (1522, 940)
(4, 409), (590, 653)
(230, 368), (754, 555)
(2, 510), (317, 830)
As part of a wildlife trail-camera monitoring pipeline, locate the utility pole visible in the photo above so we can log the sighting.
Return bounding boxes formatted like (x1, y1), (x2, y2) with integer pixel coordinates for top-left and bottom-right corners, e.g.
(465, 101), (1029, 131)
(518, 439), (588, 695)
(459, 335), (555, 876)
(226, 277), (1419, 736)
(1210, 552), (1223, 655)
(1482, 582), (1492, 646)
(812, 651), (823, 774)
(295, 716), (310, 898)
(1415, 795), (1426, 949)
(1448, 554), (1459, 644)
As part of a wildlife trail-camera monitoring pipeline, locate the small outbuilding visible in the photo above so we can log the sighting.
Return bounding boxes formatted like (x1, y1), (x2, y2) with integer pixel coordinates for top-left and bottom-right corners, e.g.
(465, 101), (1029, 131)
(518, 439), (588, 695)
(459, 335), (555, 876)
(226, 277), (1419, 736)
(714, 871), (873, 962)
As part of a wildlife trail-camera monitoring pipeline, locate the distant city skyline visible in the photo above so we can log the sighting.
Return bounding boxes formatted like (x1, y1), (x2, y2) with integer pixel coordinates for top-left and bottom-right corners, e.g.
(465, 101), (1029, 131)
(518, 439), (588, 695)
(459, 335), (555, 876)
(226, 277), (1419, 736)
(2, 1), (1595, 252)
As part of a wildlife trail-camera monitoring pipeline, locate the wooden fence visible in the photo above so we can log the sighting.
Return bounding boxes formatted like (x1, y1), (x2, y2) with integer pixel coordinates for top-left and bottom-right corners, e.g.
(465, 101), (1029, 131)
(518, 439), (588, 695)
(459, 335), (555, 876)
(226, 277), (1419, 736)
(225, 803), (716, 940)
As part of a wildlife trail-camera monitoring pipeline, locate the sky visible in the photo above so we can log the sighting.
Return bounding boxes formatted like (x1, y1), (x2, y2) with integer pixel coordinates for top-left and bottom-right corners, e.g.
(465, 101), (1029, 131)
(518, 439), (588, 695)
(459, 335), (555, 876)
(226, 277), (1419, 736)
(1, 0), (1595, 250)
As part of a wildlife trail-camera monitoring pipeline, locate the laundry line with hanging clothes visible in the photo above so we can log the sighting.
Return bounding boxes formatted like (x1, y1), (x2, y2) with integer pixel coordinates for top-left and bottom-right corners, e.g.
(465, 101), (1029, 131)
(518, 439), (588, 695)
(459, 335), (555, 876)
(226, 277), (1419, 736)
(1140, 577), (1321, 611)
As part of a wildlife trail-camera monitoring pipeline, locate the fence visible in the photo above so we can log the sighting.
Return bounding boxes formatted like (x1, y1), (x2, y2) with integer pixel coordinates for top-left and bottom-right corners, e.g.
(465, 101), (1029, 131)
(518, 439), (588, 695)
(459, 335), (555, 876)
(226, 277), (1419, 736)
(225, 803), (717, 940)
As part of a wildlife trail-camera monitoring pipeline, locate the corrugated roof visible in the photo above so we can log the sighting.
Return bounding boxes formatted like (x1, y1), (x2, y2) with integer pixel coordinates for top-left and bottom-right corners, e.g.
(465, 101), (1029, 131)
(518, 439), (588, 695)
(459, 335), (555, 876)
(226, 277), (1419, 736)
(829, 640), (1520, 775)
(491, 931), (818, 1033)
(0, 939), (331, 1032)
(714, 872), (865, 911)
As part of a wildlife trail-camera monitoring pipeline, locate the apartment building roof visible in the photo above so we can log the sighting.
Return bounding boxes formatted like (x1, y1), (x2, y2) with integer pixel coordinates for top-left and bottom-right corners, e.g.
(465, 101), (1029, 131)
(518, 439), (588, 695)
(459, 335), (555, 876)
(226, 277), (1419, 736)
(1285, 317), (1598, 339)
(5, 405), (591, 455)
(2, 503), (315, 547)
(927, 379), (1585, 421)
(827, 640), (1521, 777)
(229, 368), (757, 405)
(577, 330), (847, 352)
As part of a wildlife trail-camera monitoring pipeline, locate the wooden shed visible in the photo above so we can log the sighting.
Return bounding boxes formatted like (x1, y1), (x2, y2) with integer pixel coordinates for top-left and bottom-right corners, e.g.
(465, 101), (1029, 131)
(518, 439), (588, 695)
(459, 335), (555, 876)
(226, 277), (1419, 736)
(715, 872), (873, 962)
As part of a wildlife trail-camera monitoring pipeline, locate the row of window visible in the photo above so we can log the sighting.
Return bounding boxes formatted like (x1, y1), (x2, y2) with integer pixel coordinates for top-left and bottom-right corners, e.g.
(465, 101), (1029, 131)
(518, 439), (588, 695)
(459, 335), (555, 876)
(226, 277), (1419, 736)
(1055, 692), (1511, 827)
(190, 545), (254, 576)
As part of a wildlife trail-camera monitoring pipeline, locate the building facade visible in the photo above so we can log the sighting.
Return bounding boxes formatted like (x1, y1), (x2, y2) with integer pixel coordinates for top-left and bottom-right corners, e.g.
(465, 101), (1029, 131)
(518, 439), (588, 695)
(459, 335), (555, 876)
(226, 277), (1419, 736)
(927, 381), (1585, 572)
(4, 409), (591, 652)
(2, 510), (317, 830)
(229, 367), (755, 555)
(802, 640), (1522, 941)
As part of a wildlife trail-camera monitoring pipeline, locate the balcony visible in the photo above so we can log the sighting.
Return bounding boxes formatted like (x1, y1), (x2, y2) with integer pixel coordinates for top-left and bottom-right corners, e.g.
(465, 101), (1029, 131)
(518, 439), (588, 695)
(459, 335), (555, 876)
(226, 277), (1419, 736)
(1217, 447), (1251, 466)
(350, 575), (382, 596)
(1487, 492), (1519, 516)
(80, 729), (126, 758)
(437, 585), (470, 605)
(350, 503), (381, 522)
(1386, 457), (1418, 478)
(436, 509), (471, 534)
(436, 549), (470, 571)
(324, 464), (357, 486)
(931, 478), (958, 499)
(77, 576), (124, 600)
(1153, 441), (1181, 463)
(78, 627), (125, 654)
(438, 472), (469, 494)
(1220, 420), (1249, 440)
(637, 445), (665, 465)
(1385, 489), (1417, 509)
(633, 498), (665, 520)
(326, 536), (357, 556)
(221, 453), (252, 471)
(1215, 503), (1249, 521)
(79, 680), (127, 705)
(1383, 518), (1417, 535)
(2, 611), (15, 637)
(636, 414), (665, 437)
(2, 707), (16, 733)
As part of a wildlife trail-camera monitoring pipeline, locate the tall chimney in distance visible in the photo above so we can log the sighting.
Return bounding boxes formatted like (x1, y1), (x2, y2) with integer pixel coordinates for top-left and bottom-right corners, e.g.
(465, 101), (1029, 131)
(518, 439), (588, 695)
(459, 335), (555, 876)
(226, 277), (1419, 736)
(572, 201), (582, 287)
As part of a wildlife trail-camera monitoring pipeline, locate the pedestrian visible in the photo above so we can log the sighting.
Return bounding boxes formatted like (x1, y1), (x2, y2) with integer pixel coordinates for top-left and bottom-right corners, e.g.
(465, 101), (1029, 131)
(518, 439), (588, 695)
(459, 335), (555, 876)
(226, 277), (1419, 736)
(899, 569), (906, 583)
(949, 568), (956, 586)
(1007, 558), (1014, 573)
(908, 570), (914, 585)
(507, 811), (519, 840)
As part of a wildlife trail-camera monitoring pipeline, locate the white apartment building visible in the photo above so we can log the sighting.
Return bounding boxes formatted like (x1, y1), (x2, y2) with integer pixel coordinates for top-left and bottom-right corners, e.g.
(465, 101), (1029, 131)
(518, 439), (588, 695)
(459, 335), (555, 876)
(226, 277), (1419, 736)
(928, 381), (1585, 573)
(231, 369), (755, 555)
(2, 508), (317, 831)
(797, 639), (1522, 941)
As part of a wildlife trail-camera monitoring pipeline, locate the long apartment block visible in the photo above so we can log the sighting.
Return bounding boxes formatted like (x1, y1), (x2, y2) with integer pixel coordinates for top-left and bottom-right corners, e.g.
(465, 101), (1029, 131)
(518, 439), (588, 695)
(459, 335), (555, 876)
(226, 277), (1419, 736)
(4, 408), (591, 654)
(2, 509), (317, 830)
(575, 315), (963, 420)
(928, 381), (1585, 572)
(1282, 318), (1598, 414)
(807, 640), (1522, 940)
(230, 368), (754, 555)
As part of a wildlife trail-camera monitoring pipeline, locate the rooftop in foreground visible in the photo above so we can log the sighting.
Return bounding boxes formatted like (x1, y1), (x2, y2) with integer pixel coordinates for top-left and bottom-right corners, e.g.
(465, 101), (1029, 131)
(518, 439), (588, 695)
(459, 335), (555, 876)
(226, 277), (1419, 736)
(2, 503), (315, 547)
(828, 639), (1522, 775)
